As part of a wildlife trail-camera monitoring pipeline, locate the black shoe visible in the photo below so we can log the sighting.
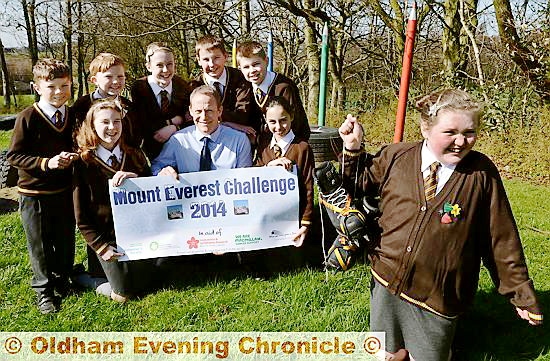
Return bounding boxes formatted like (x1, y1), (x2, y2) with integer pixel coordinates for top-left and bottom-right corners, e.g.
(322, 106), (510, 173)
(37, 294), (58, 314)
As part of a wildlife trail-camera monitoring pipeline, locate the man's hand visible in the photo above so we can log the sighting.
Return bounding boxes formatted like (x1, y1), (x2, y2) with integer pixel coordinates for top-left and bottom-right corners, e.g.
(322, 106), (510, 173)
(158, 166), (179, 180)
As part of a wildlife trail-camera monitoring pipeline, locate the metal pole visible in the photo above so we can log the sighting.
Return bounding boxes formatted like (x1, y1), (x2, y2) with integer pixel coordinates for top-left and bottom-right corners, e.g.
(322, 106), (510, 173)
(318, 23), (329, 127)
(267, 32), (274, 72)
(393, 1), (417, 143)
(232, 38), (237, 68)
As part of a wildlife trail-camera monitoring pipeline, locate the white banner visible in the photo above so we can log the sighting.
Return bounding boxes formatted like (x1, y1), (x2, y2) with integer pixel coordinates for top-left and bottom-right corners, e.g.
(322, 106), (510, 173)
(0, 332), (386, 360)
(109, 166), (299, 261)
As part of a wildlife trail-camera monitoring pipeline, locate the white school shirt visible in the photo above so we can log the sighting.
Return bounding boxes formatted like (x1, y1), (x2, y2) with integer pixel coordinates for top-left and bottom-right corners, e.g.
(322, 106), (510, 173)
(420, 141), (456, 195)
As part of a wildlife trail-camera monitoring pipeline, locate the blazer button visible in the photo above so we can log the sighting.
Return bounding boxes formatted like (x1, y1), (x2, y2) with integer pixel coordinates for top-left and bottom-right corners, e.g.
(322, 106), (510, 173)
(420, 205), (426, 211)
(406, 246), (412, 252)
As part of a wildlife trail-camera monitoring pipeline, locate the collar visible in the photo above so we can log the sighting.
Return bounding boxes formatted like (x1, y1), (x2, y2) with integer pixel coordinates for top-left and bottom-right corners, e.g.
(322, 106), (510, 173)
(92, 89), (109, 100)
(193, 124), (222, 144)
(96, 144), (122, 164)
(270, 130), (295, 154)
(254, 71), (276, 95)
(37, 100), (65, 120)
(204, 68), (227, 87)
(421, 140), (457, 173)
(147, 75), (173, 96)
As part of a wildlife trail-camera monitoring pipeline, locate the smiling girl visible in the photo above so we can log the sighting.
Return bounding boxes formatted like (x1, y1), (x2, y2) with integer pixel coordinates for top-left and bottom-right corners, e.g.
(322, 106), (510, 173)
(339, 89), (542, 360)
(74, 100), (153, 302)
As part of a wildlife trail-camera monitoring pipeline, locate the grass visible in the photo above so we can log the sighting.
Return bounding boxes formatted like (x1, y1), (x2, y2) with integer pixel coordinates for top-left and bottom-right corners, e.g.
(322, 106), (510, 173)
(0, 179), (549, 360)
(1, 102), (549, 359)
(0, 95), (35, 115)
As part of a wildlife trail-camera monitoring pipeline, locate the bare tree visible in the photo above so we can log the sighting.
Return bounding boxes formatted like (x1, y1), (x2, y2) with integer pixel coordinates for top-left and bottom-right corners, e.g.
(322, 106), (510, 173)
(0, 37), (11, 107)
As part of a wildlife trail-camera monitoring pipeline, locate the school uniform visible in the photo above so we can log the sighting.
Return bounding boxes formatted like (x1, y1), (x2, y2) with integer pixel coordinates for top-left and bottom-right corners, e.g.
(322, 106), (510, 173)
(190, 67), (258, 131)
(73, 145), (153, 296)
(342, 141), (541, 359)
(252, 71), (311, 142)
(130, 75), (191, 160)
(7, 102), (76, 299)
(250, 130), (314, 273)
(72, 92), (140, 148)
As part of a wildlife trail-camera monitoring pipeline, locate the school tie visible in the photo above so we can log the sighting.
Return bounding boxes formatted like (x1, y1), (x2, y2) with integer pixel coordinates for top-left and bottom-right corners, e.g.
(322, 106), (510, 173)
(109, 154), (121, 170)
(200, 137), (213, 171)
(159, 90), (170, 114)
(273, 144), (282, 159)
(53, 110), (64, 128)
(213, 82), (224, 98)
(255, 88), (266, 103)
(424, 162), (440, 202)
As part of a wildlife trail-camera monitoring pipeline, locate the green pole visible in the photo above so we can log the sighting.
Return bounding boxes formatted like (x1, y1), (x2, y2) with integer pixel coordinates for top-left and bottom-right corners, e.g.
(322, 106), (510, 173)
(318, 23), (329, 126)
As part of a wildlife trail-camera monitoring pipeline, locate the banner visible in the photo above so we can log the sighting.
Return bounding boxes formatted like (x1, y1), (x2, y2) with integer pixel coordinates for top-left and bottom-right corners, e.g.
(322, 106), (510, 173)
(109, 166), (299, 261)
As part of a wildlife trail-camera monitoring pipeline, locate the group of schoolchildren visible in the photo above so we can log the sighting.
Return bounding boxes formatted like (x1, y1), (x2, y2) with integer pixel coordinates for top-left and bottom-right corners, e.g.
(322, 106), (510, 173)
(8, 32), (543, 361)
(8, 35), (314, 314)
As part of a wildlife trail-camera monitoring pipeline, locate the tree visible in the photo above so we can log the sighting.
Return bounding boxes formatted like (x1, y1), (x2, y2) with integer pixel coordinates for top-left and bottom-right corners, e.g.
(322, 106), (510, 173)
(0, 37), (11, 107)
(493, 0), (550, 100)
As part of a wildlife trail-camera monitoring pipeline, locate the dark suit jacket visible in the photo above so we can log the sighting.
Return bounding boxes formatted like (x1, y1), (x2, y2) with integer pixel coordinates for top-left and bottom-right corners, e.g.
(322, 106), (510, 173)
(130, 75), (191, 160)
(190, 67), (258, 131)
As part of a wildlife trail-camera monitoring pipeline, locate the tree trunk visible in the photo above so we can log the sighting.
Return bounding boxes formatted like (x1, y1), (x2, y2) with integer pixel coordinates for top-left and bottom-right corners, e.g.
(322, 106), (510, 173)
(304, 0), (319, 123)
(21, 0), (39, 66)
(239, 0), (250, 37)
(65, 0), (74, 101)
(76, 0), (85, 98)
(0, 37), (11, 107)
(493, 0), (550, 100)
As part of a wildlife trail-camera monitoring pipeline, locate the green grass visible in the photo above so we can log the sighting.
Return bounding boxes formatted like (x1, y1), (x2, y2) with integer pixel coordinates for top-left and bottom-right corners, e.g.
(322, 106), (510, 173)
(0, 95), (35, 114)
(0, 130), (12, 150)
(1, 179), (549, 360)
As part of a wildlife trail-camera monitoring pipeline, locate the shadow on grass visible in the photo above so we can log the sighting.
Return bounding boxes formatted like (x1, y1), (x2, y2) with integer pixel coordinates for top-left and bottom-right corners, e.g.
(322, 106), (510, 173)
(154, 204), (334, 291)
(453, 289), (550, 360)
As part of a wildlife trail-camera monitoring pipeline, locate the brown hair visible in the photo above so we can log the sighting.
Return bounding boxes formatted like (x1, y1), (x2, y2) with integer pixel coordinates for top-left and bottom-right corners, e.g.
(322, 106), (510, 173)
(76, 99), (128, 162)
(415, 89), (483, 129)
(145, 42), (174, 63)
(236, 41), (267, 61)
(195, 35), (227, 57)
(265, 96), (294, 119)
(89, 53), (125, 76)
(32, 58), (70, 82)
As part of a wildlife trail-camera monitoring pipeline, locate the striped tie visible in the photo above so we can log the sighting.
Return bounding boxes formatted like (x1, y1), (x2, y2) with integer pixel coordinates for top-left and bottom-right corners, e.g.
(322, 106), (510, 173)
(273, 144), (282, 159)
(424, 162), (439, 202)
(255, 88), (265, 103)
(160, 90), (170, 114)
(53, 110), (64, 128)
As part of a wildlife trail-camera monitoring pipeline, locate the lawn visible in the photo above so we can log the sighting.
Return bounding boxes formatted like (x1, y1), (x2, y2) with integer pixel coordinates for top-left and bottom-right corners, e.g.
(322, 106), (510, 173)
(0, 179), (549, 360)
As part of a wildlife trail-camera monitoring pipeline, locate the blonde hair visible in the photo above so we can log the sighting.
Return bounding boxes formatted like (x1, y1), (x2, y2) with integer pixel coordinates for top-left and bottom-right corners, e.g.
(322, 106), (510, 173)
(76, 99), (128, 162)
(415, 89), (483, 129)
(32, 58), (70, 82)
(145, 42), (174, 63)
(190, 85), (222, 108)
(236, 41), (267, 61)
(89, 53), (125, 76)
(195, 35), (227, 57)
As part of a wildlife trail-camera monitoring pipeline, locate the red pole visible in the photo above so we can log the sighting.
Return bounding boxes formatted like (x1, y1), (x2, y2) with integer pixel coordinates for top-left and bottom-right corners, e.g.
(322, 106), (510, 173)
(393, 1), (417, 143)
